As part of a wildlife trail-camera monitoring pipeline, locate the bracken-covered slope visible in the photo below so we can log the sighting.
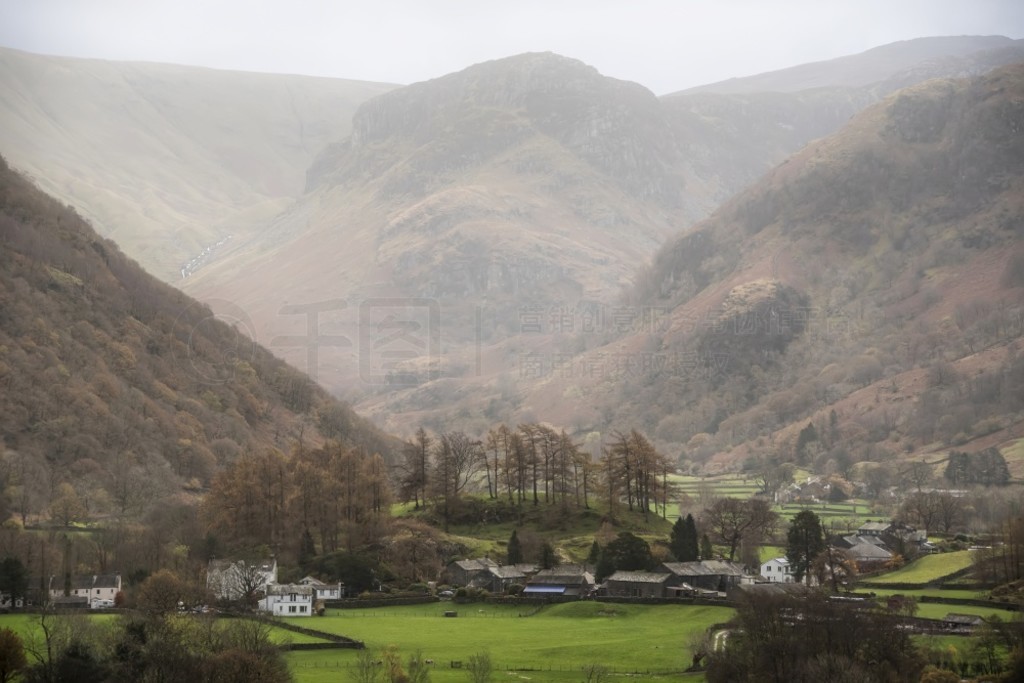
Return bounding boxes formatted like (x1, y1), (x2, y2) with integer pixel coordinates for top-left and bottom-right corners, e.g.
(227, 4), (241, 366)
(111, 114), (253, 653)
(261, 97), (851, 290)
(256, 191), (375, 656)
(0, 47), (396, 281)
(0, 156), (399, 521)
(547, 63), (1024, 472)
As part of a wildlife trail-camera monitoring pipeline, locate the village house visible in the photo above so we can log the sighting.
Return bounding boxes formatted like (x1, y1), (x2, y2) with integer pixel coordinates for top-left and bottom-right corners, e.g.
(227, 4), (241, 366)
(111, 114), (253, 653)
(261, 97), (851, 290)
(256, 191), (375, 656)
(48, 573), (121, 608)
(659, 561), (751, 593)
(471, 565), (529, 594)
(603, 571), (673, 598)
(445, 558), (498, 587)
(260, 584), (314, 617)
(206, 558), (277, 600)
(298, 576), (345, 601)
(524, 565), (594, 598)
(760, 557), (795, 583)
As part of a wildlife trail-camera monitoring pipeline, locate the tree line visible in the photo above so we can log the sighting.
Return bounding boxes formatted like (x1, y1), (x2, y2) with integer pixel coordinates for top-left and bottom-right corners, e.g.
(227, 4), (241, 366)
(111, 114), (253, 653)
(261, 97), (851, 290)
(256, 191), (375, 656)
(396, 425), (674, 531)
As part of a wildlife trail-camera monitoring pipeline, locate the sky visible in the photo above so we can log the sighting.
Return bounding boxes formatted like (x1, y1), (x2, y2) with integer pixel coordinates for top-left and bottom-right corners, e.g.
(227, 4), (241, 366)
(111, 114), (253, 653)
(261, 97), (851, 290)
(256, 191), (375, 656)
(1, 0), (1023, 94)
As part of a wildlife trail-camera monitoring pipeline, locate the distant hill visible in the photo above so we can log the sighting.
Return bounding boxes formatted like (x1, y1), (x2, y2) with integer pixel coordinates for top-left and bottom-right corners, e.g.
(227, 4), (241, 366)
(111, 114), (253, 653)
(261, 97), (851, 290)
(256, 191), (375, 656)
(0, 156), (399, 523)
(673, 35), (1021, 95)
(533, 62), (1024, 472)
(0, 47), (396, 281)
(663, 36), (1024, 214)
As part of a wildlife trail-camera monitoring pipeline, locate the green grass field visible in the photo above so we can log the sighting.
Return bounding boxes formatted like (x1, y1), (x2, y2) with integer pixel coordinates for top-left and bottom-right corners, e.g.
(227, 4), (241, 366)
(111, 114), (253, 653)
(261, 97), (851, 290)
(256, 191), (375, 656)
(285, 602), (732, 683)
(865, 551), (975, 585)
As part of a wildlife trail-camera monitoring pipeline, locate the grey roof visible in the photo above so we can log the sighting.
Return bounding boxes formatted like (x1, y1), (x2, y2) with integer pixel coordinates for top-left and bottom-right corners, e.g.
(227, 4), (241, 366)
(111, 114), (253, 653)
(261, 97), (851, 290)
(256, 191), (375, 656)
(529, 565), (594, 586)
(762, 557), (790, 566)
(606, 571), (672, 584)
(452, 558), (498, 571)
(266, 584), (314, 597)
(51, 574), (121, 591)
(846, 543), (893, 560)
(660, 561), (747, 577)
(859, 522), (892, 532)
(489, 566), (526, 580)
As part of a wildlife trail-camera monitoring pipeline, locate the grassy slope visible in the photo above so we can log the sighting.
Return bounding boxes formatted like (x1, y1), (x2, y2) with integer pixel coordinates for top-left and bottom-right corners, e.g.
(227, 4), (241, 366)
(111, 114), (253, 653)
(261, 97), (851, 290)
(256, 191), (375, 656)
(866, 551), (975, 585)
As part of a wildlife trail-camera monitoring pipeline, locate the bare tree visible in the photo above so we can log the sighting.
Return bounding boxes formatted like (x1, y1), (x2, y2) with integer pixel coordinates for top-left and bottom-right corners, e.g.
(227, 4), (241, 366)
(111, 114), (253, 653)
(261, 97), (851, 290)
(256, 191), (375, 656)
(703, 497), (778, 562)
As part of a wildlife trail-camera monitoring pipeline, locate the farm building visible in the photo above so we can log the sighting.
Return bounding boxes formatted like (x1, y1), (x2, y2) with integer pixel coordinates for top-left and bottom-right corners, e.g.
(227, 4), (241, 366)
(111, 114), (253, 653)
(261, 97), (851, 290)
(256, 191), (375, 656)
(603, 571), (673, 598)
(524, 565), (594, 597)
(659, 561), (751, 592)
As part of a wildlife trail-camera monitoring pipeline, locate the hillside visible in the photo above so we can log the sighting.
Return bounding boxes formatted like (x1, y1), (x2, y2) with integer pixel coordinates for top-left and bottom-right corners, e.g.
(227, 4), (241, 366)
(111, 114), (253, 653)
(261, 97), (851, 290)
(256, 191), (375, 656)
(181, 43), (1024, 437)
(663, 36), (1024, 214)
(0, 47), (396, 281)
(181, 52), (696, 407)
(0, 155), (399, 525)
(557, 62), (1024, 471)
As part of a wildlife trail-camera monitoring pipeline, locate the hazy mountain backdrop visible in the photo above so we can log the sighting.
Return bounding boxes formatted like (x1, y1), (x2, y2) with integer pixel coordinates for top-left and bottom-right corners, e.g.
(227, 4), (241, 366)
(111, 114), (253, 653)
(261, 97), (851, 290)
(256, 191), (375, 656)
(2, 36), (1023, 476)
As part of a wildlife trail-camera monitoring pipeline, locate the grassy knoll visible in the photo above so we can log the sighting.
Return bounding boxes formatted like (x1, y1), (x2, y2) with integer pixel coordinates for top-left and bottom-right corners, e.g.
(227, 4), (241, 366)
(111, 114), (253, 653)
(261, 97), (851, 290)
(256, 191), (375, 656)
(866, 551), (975, 585)
(285, 602), (731, 683)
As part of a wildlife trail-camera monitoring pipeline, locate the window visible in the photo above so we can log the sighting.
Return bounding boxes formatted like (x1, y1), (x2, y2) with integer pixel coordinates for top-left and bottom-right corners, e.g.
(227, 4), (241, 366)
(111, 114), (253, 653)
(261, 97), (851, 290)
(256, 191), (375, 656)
(300, 605), (307, 613)
(289, 605), (296, 613)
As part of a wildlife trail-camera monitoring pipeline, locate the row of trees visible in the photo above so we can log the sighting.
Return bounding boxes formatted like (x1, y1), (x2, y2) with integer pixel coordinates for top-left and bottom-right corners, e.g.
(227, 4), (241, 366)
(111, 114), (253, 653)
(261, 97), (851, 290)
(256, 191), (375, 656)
(397, 425), (673, 530)
(202, 443), (392, 558)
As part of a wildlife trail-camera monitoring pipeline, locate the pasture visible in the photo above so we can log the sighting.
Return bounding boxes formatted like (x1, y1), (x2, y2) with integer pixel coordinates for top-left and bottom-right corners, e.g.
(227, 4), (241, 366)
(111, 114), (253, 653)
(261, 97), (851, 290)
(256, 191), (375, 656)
(864, 550), (975, 585)
(285, 602), (733, 683)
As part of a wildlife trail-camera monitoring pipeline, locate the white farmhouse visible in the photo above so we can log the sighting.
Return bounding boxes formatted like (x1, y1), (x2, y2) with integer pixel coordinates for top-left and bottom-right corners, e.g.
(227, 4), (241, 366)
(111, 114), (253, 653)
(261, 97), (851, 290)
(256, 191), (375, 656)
(260, 584), (314, 617)
(760, 557), (795, 584)
(299, 576), (345, 601)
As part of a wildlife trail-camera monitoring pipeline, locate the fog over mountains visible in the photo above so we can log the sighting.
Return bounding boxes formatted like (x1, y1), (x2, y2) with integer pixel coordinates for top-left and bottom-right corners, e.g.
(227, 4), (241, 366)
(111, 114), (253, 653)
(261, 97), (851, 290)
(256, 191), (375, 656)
(2, 35), (1023, 473)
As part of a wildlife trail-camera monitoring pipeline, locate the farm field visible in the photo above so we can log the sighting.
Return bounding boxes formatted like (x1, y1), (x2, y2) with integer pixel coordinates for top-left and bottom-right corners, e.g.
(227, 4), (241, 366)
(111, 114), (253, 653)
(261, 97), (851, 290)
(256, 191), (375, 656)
(863, 551), (975, 585)
(285, 602), (733, 683)
(671, 474), (883, 532)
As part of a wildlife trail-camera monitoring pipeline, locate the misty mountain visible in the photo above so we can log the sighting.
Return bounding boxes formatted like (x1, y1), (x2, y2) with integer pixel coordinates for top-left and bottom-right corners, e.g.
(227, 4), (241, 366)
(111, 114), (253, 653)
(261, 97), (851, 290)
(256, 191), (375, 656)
(673, 35), (1022, 95)
(0, 47), (396, 281)
(181, 52), (697, 402)
(664, 36), (1024, 213)
(548, 62), (1024, 472)
(0, 155), (398, 521)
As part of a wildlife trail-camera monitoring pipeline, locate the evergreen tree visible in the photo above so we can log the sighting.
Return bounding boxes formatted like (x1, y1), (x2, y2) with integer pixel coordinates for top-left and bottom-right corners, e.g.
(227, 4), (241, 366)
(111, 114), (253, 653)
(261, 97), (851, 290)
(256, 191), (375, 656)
(507, 530), (524, 565)
(604, 532), (654, 571)
(539, 542), (556, 570)
(586, 540), (601, 566)
(700, 534), (713, 561)
(670, 514), (700, 561)
(785, 510), (825, 585)
(595, 550), (616, 583)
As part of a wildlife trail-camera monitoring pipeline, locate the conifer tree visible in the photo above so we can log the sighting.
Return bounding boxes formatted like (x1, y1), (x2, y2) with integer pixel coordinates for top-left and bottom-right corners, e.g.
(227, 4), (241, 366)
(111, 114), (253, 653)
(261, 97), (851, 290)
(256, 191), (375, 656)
(670, 514), (700, 561)
(507, 530), (523, 565)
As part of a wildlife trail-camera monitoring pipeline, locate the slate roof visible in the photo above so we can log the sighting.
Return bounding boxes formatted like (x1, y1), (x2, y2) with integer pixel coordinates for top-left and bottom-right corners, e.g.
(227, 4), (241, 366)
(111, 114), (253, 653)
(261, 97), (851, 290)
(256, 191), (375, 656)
(489, 566), (526, 580)
(266, 584), (314, 597)
(529, 565), (594, 586)
(606, 571), (672, 584)
(660, 561), (746, 577)
(451, 558), (498, 571)
(846, 542), (893, 560)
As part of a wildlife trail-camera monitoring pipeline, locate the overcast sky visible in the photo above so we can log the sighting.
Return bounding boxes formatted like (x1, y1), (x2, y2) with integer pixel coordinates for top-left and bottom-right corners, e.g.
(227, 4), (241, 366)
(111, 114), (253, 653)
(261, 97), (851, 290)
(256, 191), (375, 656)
(1, 0), (1022, 94)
